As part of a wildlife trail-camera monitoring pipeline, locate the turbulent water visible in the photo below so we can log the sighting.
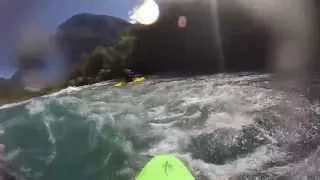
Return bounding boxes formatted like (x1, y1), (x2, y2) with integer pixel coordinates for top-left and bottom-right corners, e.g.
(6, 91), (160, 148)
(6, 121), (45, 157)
(0, 74), (320, 180)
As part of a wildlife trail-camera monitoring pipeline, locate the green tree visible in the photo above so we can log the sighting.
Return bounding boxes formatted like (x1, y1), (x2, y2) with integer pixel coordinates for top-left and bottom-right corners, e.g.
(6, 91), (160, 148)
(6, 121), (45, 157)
(114, 30), (137, 58)
(82, 46), (108, 76)
(105, 30), (137, 74)
(66, 29), (138, 86)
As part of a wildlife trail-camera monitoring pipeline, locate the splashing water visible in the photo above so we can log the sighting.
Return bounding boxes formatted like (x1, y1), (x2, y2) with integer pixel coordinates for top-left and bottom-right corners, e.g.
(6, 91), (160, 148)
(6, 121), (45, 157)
(0, 74), (320, 180)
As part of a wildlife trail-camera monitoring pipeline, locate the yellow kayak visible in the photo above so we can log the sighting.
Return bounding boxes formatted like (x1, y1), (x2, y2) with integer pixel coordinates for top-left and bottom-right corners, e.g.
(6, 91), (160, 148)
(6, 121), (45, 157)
(114, 81), (127, 87)
(132, 76), (145, 84)
(114, 76), (145, 87)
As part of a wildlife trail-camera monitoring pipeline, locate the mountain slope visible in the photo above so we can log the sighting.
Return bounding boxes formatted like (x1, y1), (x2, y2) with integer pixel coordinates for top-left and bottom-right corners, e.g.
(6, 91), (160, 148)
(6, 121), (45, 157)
(56, 13), (131, 66)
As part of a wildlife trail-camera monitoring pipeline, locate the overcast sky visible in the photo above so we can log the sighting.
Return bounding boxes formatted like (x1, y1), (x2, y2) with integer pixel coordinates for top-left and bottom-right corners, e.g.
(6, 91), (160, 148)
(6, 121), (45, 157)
(0, 0), (138, 78)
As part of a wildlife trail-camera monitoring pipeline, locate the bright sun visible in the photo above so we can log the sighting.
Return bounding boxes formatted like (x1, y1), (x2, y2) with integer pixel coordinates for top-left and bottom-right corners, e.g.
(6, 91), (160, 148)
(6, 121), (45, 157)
(129, 0), (160, 25)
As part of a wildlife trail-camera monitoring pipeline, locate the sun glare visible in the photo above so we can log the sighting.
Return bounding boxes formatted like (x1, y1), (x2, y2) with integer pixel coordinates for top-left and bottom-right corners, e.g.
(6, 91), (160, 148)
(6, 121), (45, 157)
(129, 0), (160, 25)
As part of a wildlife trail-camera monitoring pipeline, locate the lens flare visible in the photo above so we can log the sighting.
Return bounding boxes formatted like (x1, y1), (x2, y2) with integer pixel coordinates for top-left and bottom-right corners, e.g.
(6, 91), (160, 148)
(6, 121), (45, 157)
(177, 16), (187, 28)
(129, 0), (160, 25)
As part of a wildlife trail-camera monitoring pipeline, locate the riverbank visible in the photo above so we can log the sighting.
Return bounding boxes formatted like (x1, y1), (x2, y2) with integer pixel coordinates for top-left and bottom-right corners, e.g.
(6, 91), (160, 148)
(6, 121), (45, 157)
(0, 94), (41, 107)
(0, 87), (60, 106)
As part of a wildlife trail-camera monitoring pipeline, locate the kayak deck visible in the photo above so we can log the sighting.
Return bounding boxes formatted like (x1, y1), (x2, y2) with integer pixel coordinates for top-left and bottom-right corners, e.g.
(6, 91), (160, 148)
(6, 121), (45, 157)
(136, 154), (194, 180)
(132, 77), (145, 83)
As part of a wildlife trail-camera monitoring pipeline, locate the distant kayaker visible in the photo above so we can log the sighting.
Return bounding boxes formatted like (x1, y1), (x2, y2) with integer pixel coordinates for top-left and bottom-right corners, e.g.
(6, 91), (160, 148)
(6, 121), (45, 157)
(114, 69), (144, 87)
(123, 69), (136, 83)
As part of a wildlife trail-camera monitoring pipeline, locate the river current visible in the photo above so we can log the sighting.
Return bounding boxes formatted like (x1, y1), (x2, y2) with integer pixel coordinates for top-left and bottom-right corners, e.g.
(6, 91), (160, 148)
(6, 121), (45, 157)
(0, 74), (319, 180)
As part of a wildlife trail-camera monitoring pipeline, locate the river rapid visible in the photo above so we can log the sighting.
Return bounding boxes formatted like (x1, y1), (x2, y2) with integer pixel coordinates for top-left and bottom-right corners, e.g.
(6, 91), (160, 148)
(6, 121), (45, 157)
(0, 74), (319, 180)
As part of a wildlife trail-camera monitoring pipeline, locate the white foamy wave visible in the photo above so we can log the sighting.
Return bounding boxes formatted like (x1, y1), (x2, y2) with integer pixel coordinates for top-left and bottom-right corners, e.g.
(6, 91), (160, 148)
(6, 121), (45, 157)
(206, 112), (253, 131)
(89, 81), (111, 88)
(264, 147), (320, 177)
(26, 100), (46, 115)
(180, 145), (284, 180)
(1, 74), (316, 179)
(44, 86), (82, 97)
(0, 86), (83, 111)
(0, 99), (30, 110)
(147, 127), (190, 154)
(42, 115), (56, 144)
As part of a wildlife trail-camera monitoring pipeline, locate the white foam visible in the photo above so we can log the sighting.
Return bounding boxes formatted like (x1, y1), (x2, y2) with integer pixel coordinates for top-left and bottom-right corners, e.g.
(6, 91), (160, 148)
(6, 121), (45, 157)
(1, 74), (313, 179)
(265, 147), (320, 177)
(180, 145), (283, 180)
(90, 81), (111, 87)
(44, 86), (82, 97)
(42, 116), (56, 144)
(0, 86), (83, 111)
(0, 99), (30, 110)
(206, 112), (253, 131)
(147, 128), (190, 154)
(25, 100), (46, 115)
(131, 75), (299, 179)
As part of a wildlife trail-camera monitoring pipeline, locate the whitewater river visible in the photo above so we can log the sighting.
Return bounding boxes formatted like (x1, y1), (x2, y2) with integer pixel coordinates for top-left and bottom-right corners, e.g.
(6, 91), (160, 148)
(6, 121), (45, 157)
(0, 74), (320, 180)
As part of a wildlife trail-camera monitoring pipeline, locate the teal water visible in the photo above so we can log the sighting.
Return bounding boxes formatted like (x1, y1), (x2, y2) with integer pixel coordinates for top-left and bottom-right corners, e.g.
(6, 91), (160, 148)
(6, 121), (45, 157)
(0, 74), (320, 180)
(0, 84), (154, 180)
